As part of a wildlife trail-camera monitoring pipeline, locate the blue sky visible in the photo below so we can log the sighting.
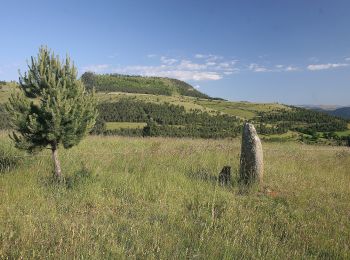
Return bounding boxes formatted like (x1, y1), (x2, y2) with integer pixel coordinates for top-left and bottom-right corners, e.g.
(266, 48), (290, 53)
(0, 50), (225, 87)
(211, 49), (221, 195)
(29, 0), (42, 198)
(1, 0), (349, 105)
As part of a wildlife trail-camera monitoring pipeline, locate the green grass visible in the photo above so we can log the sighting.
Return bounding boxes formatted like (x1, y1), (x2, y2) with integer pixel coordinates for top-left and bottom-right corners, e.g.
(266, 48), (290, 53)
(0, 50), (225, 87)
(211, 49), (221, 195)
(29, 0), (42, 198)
(0, 132), (349, 258)
(261, 131), (300, 142)
(336, 129), (350, 137)
(105, 122), (147, 130)
(196, 100), (289, 119)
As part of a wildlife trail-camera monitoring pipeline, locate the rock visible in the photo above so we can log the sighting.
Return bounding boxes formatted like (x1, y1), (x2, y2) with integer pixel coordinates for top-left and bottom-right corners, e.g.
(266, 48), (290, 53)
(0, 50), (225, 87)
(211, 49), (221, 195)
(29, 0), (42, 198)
(239, 123), (263, 185)
(218, 166), (231, 185)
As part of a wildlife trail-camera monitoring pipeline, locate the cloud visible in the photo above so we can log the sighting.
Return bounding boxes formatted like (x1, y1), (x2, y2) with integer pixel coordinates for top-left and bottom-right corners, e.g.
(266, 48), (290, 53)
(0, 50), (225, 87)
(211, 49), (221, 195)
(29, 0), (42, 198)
(81, 64), (110, 73)
(81, 53), (236, 81)
(206, 62), (216, 66)
(285, 66), (298, 71)
(249, 63), (299, 72)
(194, 85), (200, 89)
(112, 65), (222, 81)
(195, 54), (223, 61)
(345, 57), (350, 61)
(307, 63), (348, 71)
(160, 56), (178, 65)
(178, 60), (207, 70)
(195, 54), (206, 59)
(249, 63), (268, 72)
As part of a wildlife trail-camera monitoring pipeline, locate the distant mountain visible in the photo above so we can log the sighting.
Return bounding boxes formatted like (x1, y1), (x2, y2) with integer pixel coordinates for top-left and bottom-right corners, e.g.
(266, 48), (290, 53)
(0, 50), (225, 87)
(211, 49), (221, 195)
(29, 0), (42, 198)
(300, 105), (350, 120)
(327, 107), (350, 119)
(298, 104), (344, 111)
(81, 72), (211, 99)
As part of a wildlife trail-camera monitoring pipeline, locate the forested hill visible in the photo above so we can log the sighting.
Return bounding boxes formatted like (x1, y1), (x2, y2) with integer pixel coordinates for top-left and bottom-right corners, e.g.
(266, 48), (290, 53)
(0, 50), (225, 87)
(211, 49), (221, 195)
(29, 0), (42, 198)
(318, 107), (350, 120)
(81, 72), (212, 99)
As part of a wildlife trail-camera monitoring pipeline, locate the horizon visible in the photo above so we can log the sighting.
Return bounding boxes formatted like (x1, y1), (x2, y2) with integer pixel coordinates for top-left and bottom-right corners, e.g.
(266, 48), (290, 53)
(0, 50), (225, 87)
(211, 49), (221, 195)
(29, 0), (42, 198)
(1, 0), (349, 106)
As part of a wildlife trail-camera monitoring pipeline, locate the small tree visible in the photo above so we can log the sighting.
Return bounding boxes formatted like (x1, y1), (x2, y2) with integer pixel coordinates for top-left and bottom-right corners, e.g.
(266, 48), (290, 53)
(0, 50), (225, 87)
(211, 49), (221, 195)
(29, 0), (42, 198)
(6, 46), (98, 180)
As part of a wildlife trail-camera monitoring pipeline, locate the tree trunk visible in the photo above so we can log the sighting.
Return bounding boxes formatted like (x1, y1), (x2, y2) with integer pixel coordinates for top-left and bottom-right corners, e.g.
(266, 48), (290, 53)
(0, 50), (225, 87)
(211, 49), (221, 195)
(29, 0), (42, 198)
(51, 145), (62, 180)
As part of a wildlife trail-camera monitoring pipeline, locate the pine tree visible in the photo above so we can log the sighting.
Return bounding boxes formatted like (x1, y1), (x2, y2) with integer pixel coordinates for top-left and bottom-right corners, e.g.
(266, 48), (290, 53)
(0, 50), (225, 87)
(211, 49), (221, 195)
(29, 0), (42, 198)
(6, 46), (98, 180)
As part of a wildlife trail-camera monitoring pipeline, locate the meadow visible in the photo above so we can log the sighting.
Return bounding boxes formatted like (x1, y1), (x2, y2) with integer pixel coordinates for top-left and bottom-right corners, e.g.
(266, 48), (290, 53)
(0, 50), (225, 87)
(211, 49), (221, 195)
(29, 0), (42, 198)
(1, 132), (349, 259)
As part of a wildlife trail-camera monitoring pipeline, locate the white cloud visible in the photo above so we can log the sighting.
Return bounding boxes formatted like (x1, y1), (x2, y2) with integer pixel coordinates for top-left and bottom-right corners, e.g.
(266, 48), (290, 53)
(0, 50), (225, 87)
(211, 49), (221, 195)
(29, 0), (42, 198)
(160, 56), (177, 65)
(285, 66), (298, 71)
(206, 62), (216, 66)
(81, 64), (110, 73)
(249, 63), (298, 72)
(112, 65), (222, 81)
(249, 63), (268, 72)
(178, 60), (207, 70)
(82, 53), (239, 82)
(218, 62), (230, 68)
(345, 57), (350, 61)
(195, 54), (223, 61)
(194, 85), (200, 89)
(195, 54), (206, 59)
(307, 63), (348, 71)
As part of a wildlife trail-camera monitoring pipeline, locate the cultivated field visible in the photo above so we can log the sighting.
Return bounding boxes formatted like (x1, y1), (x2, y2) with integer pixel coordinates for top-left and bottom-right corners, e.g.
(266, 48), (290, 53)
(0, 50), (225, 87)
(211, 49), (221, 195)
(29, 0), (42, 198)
(1, 133), (349, 259)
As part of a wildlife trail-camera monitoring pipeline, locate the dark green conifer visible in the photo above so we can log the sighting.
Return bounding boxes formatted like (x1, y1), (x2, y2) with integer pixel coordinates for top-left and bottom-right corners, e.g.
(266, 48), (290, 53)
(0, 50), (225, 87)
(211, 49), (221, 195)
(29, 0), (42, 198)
(6, 46), (98, 180)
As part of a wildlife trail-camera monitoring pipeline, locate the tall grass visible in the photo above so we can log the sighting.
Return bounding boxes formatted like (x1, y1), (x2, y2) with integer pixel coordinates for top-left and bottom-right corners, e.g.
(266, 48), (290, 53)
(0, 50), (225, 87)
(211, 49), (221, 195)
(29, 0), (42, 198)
(0, 132), (349, 259)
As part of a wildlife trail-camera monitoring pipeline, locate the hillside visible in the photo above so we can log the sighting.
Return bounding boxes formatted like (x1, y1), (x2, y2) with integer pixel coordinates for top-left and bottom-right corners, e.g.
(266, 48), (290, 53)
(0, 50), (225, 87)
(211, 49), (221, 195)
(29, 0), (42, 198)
(301, 105), (350, 120)
(0, 78), (349, 144)
(81, 72), (211, 99)
(325, 107), (350, 120)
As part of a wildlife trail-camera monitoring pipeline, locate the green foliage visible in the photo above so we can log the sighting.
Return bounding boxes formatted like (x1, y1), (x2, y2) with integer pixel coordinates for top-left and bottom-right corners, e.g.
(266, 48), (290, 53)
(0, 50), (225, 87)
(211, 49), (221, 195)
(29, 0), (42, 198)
(257, 107), (348, 133)
(65, 164), (95, 189)
(81, 72), (211, 98)
(6, 46), (98, 152)
(96, 98), (241, 138)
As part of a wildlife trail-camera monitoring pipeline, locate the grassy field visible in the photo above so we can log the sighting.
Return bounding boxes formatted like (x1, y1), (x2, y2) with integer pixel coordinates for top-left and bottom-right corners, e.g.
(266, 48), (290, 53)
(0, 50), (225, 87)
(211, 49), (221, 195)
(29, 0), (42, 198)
(336, 129), (350, 137)
(1, 132), (350, 258)
(195, 100), (288, 119)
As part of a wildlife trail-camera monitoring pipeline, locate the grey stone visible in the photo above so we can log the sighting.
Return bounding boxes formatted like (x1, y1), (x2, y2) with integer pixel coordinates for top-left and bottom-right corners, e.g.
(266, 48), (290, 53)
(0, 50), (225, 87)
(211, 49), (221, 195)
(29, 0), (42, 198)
(239, 123), (263, 185)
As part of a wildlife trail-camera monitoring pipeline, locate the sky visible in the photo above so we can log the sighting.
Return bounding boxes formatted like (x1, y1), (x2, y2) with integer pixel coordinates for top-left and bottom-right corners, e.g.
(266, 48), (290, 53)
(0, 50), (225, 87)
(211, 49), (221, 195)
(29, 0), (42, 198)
(0, 0), (350, 105)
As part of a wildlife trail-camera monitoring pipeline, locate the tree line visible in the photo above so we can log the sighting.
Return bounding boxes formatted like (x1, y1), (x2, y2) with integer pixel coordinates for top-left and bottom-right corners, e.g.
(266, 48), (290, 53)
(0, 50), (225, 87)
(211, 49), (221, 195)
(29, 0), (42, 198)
(256, 107), (348, 134)
(93, 98), (242, 138)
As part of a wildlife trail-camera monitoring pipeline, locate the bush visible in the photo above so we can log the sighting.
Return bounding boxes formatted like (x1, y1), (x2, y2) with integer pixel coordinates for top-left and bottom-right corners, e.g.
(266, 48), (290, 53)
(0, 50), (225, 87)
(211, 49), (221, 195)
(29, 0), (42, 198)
(65, 164), (95, 189)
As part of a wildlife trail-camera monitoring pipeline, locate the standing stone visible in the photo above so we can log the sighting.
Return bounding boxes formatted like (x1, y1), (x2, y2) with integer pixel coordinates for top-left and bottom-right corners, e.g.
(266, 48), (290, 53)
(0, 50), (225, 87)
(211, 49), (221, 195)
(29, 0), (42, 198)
(239, 123), (263, 185)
